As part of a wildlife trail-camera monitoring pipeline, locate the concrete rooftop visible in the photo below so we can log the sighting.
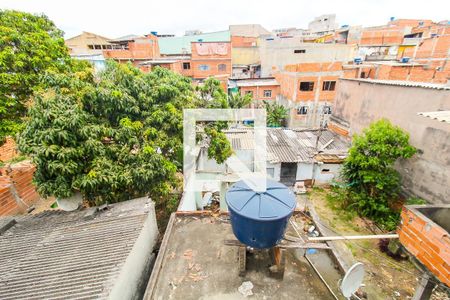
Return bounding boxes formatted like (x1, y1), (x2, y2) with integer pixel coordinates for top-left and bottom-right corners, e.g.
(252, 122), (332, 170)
(145, 214), (342, 300)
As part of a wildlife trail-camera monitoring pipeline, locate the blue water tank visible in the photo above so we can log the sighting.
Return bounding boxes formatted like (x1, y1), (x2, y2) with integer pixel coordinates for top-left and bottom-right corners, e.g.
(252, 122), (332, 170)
(226, 179), (296, 249)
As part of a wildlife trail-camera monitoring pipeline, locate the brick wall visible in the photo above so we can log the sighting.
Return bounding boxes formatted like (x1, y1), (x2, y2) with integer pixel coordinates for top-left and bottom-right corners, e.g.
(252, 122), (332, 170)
(359, 29), (404, 46)
(0, 137), (18, 162)
(275, 62), (343, 103)
(398, 206), (450, 286)
(0, 161), (40, 216)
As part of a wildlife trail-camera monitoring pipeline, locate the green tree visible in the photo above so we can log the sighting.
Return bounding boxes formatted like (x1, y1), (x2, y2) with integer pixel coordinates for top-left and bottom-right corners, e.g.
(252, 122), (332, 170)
(196, 77), (228, 108)
(227, 91), (253, 109)
(340, 119), (416, 229)
(264, 101), (288, 127)
(19, 62), (233, 205)
(0, 10), (74, 143)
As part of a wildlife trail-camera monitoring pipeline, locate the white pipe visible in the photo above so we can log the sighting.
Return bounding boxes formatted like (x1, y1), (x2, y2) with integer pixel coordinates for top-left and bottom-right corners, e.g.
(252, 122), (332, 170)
(308, 234), (399, 241)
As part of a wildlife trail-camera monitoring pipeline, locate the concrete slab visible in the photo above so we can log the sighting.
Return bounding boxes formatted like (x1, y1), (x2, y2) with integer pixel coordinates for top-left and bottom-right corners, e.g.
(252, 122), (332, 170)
(146, 215), (338, 300)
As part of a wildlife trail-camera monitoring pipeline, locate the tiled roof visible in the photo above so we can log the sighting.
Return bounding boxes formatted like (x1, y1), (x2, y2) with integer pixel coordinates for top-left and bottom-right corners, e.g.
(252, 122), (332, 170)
(159, 31), (230, 55)
(342, 78), (450, 90)
(225, 128), (349, 163)
(0, 197), (156, 300)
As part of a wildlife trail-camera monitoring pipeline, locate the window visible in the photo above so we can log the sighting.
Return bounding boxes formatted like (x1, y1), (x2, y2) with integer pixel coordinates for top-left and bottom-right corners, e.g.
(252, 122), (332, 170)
(299, 82), (314, 91)
(322, 81), (336, 91)
(245, 91), (253, 97)
(360, 71), (366, 78)
(323, 105), (332, 114)
(263, 90), (272, 97)
(88, 45), (94, 49)
(94, 45), (102, 50)
(321, 168), (330, 173)
(198, 64), (209, 71)
(294, 49), (306, 54)
(218, 64), (227, 71)
(297, 106), (308, 115)
(183, 62), (191, 70)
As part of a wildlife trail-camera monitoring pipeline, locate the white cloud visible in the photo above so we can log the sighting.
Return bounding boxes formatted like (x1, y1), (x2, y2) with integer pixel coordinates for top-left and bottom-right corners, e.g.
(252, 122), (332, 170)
(1, 0), (448, 38)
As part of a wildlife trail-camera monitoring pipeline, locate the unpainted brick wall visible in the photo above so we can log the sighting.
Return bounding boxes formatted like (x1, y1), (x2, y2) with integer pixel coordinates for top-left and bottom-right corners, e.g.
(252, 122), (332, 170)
(0, 161), (40, 216)
(0, 137), (18, 162)
(398, 206), (450, 286)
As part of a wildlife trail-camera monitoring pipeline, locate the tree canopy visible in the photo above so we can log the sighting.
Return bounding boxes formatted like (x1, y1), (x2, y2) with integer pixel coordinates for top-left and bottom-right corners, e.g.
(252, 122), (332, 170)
(264, 100), (288, 127)
(0, 10), (75, 143)
(19, 62), (231, 205)
(339, 119), (416, 229)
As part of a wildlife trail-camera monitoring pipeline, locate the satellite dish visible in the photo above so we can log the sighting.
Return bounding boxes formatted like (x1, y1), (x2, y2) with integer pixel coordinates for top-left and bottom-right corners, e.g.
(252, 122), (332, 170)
(56, 192), (83, 211)
(340, 262), (365, 298)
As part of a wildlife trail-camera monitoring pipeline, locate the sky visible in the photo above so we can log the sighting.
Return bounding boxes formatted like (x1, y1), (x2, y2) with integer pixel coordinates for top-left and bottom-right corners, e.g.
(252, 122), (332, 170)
(1, 0), (449, 39)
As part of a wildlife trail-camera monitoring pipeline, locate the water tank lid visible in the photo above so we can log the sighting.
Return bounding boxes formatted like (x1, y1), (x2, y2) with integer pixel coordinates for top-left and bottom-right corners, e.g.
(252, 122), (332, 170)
(226, 179), (296, 221)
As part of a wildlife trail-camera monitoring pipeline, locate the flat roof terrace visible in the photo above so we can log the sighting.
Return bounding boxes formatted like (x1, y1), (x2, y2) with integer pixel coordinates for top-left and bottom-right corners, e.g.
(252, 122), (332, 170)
(145, 214), (340, 300)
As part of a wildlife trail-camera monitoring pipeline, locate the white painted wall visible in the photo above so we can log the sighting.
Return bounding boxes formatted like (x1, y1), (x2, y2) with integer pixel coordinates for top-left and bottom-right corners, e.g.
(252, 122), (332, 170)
(267, 162), (281, 181)
(314, 163), (342, 183)
(296, 162), (314, 181)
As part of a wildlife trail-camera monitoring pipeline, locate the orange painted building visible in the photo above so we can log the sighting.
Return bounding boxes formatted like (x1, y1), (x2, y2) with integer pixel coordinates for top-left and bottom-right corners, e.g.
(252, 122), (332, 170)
(138, 41), (231, 89)
(231, 36), (258, 48)
(139, 57), (193, 77)
(190, 41), (232, 87)
(234, 78), (279, 107)
(103, 34), (160, 64)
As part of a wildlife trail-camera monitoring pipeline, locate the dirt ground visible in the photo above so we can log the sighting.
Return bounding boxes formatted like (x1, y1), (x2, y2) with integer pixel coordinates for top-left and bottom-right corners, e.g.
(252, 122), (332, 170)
(308, 187), (421, 300)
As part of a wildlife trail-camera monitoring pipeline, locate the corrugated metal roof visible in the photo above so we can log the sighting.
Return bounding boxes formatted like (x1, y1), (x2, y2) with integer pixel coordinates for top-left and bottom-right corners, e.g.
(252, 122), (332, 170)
(0, 198), (154, 300)
(342, 78), (450, 90)
(418, 111), (450, 124)
(224, 128), (349, 163)
(159, 31), (230, 55)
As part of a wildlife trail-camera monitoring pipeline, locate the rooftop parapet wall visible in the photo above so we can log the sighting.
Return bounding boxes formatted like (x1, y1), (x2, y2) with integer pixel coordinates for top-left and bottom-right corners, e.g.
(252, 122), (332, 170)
(398, 205), (450, 286)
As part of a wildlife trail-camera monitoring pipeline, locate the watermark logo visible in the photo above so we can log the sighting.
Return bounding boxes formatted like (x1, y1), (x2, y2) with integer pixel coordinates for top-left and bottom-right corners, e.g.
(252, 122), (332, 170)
(181, 109), (267, 210)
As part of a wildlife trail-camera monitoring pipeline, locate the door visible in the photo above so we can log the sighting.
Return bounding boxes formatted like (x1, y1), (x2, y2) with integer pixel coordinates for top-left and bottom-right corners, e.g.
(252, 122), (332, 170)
(280, 163), (297, 187)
